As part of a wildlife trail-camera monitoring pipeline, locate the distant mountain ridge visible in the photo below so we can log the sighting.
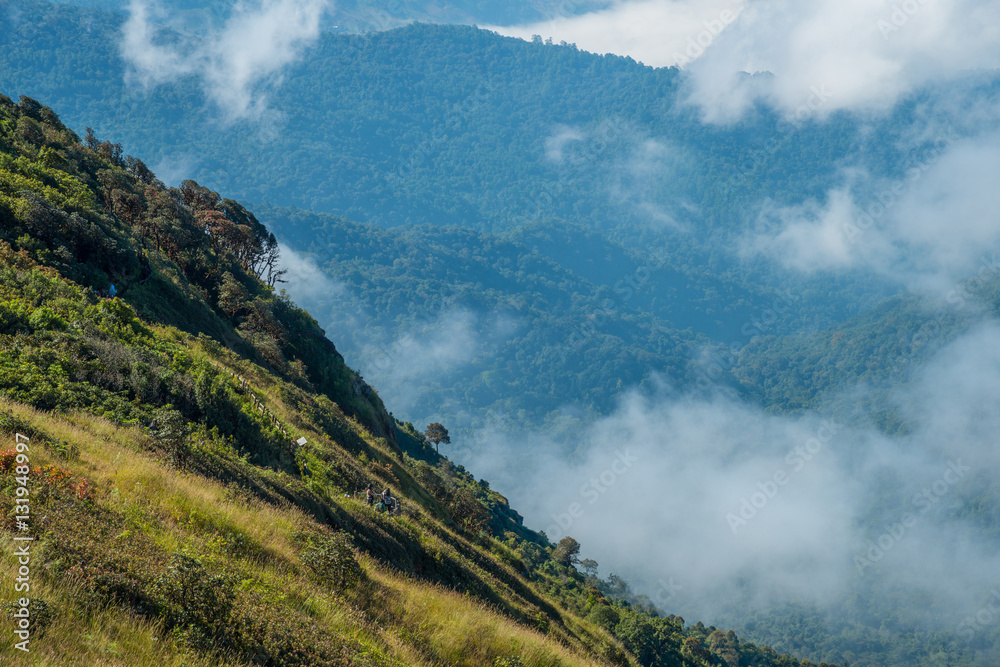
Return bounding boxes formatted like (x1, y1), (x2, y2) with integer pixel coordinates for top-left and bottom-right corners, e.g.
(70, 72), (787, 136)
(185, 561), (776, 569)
(39, 0), (614, 32)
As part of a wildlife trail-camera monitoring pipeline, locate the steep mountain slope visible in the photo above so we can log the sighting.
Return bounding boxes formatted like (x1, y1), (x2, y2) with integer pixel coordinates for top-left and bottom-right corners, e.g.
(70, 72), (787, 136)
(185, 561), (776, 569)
(0, 94), (830, 666)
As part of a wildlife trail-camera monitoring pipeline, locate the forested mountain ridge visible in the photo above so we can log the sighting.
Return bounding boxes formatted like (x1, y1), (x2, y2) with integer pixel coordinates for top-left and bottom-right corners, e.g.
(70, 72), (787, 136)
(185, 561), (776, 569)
(0, 0), (919, 430)
(0, 4), (872, 233)
(266, 203), (769, 424)
(0, 1), (902, 285)
(0, 92), (835, 666)
(40, 0), (612, 31)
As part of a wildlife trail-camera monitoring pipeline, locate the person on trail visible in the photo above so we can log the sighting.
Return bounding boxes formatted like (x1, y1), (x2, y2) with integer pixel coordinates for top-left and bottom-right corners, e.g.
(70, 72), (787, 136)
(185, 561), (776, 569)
(109, 283), (117, 298)
(365, 483), (375, 507)
(384, 487), (399, 513)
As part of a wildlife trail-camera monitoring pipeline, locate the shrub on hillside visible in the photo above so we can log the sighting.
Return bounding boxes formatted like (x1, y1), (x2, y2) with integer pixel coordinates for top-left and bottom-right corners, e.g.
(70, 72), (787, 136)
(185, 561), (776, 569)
(0, 408), (43, 440)
(4, 598), (56, 638)
(27, 305), (66, 331)
(152, 553), (236, 651)
(294, 527), (363, 591)
(495, 656), (524, 667)
(0, 300), (26, 333)
(37, 482), (164, 617)
(587, 604), (621, 632)
(229, 593), (366, 667)
(148, 405), (190, 466)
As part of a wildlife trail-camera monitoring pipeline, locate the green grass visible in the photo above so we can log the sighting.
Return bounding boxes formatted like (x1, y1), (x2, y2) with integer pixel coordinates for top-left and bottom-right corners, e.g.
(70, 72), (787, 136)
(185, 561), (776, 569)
(0, 398), (619, 667)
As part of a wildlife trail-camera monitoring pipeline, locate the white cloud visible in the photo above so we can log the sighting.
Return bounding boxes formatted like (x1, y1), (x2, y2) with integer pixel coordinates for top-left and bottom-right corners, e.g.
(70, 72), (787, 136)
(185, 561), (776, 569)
(742, 132), (1000, 293)
(357, 308), (522, 417)
(122, 0), (330, 120)
(492, 0), (1000, 121)
(149, 152), (200, 187)
(545, 125), (586, 164)
(278, 242), (347, 303)
(610, 137), (687, 230)
(489, 0), (743, 68)
(458, 323), (1000, 625)
(273, 242), (373, 369)
(121, 0), (198, 85)
(886, 135), (1000, 287)
(685, 0), (1000, 122)
(541, 121), (687, 231)
(370, 308), (481, 384)
(741, 186), (885, 274)
(763, 192), (855, 271)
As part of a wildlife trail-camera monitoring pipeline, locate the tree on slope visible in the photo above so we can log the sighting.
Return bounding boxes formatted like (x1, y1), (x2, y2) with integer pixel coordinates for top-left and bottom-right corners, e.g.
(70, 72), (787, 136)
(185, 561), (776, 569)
(424, 422), (450, 453)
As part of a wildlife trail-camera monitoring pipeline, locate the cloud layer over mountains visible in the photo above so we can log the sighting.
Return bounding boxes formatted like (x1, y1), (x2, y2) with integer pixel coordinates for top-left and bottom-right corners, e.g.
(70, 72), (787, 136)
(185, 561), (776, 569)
(122, 0), (329, 120)
(461, 321), (1000, 632)
(493, 0), (1000, 122)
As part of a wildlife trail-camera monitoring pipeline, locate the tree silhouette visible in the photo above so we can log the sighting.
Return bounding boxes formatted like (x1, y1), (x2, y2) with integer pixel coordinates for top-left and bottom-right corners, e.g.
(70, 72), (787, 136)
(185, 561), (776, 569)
(553, 536), (581, 566)
(424, 422), (450, 453)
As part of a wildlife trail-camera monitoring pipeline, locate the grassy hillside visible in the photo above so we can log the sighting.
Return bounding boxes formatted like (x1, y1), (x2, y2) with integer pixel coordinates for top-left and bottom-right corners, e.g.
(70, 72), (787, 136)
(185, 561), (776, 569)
(0, 94), (831, 666)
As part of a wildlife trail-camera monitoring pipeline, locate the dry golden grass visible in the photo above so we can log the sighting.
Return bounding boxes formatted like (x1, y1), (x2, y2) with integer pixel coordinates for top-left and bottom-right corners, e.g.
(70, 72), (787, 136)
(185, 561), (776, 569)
(0, 398), (618, 667)
(364, 563), (607, 667)
(0, 541), (243, 667)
